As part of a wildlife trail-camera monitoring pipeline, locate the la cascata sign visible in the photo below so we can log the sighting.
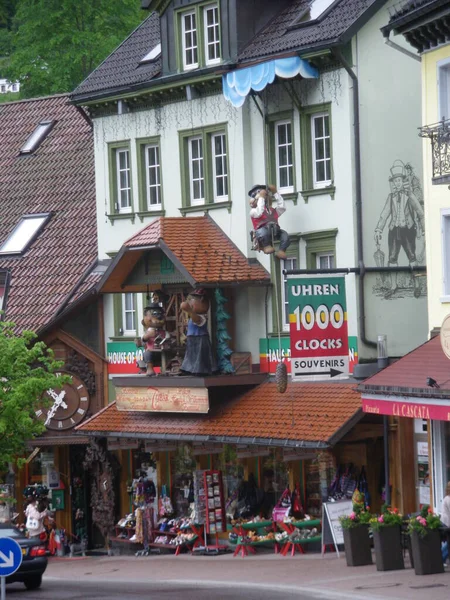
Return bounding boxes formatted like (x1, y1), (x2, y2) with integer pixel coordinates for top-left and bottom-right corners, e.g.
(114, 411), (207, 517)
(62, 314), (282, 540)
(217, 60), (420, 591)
(288, 275), (349, 380)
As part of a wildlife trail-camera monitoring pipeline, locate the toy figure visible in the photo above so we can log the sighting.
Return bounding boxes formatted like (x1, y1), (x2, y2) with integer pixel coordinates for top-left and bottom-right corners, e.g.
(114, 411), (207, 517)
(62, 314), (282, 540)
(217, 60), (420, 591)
(136, 303), (171, 376)
(249, 184), (290, 259)
(25, 498), (51, 538)
(180, 289), (217, 376)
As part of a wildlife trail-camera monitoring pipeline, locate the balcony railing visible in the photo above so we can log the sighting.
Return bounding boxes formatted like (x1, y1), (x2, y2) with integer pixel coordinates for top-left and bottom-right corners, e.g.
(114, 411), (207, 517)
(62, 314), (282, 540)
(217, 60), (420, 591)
(419, 118), (450, 184)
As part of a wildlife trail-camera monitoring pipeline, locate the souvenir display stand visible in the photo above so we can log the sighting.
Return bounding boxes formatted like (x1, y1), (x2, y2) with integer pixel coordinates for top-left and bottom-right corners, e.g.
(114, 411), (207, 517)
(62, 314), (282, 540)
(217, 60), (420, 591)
(203, 470), (227, 552)
(274, 519), (322, 557)
(230, 520), (274, 557)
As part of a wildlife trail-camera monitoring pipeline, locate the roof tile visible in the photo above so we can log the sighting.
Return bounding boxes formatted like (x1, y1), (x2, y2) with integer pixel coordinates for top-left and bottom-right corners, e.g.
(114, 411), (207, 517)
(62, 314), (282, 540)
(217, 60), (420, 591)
(124, 216), (269, 285)
(78, 382), (362, 444)
(0, 95), (97, 333)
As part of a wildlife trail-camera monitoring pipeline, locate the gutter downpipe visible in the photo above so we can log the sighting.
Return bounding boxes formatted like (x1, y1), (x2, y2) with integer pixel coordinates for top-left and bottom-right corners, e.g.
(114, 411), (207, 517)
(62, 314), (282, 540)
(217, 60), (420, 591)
(332, 47), (377, 349)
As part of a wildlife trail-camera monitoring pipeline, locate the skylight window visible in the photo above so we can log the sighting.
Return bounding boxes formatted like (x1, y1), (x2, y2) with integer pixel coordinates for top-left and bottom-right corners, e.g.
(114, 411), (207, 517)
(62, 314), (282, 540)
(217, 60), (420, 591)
(140, 43), (162, 64)
(293, 0), (337, 25)
(0, 214), (50, 256)
(20, 120), (55, 154)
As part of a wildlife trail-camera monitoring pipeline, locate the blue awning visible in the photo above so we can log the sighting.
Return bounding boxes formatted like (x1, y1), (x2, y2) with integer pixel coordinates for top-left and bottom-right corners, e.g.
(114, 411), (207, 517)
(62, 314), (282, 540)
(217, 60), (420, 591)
(222, 56), (319, 108)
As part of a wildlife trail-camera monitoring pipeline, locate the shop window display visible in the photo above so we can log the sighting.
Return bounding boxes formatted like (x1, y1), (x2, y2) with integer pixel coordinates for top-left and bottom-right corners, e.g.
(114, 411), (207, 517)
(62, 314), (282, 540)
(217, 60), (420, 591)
(261, 449), (289, 516)
(171, 445), (196, 517)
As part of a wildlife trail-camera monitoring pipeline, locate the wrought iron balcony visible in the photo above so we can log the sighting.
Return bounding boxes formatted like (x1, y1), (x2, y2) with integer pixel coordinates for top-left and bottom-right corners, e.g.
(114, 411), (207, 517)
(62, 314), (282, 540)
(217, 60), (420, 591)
(419, 119), (450, 184)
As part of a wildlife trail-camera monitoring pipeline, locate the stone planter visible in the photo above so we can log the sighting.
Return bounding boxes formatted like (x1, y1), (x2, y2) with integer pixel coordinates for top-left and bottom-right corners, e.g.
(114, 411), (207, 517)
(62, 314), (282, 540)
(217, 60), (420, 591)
(343, 525), (372, 566)
(373, 525), (404, 571)
(410, 530), (444, 575)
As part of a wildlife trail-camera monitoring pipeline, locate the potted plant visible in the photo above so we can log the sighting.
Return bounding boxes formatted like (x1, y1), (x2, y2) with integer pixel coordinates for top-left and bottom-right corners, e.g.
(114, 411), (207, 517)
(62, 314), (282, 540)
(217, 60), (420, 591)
(407, 505), (443, 575)
(370, 506), (404, 571)
(340, 505), (372, 566)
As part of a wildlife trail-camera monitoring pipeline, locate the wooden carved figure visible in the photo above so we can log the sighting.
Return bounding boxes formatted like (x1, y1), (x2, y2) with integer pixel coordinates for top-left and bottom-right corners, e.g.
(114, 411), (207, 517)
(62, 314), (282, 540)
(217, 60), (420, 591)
(180, 289), (217, 376)
(136, 303), (171, 376)
(249, 184), (290, 259)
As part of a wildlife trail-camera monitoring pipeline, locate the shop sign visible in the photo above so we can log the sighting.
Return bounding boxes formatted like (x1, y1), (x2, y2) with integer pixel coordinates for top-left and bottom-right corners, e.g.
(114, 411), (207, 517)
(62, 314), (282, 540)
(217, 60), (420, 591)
(362, 396), (450, 421)
(107, 341), (144, 376)
(287, 275), (349, 380)
(116, 386), (209, 413)
(259, 336), (358, 374)
(107, 438), (139, 450)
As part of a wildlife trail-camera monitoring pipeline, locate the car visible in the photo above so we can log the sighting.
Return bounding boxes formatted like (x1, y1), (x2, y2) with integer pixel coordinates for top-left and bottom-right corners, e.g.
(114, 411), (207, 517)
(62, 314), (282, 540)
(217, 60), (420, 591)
(0, 524), (47, 590)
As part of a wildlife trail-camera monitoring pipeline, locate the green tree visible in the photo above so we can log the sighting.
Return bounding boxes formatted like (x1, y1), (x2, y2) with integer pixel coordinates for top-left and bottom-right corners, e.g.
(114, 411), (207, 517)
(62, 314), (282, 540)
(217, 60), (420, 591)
(0, 320), (67, 470)
(6, 0), (145, 98)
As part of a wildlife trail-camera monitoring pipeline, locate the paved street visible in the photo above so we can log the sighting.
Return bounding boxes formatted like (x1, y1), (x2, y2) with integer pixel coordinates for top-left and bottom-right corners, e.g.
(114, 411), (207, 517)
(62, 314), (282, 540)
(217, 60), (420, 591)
(5, 580), (320, 599)
(4, 553), (449, 600)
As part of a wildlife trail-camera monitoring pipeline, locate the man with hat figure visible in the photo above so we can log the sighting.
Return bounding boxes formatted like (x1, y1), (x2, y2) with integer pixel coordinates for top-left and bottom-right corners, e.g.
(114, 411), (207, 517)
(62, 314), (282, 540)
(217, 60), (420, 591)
(248, 183), (290, 259)
(374, 160), (425, 299)
(180, 289), (217, 376)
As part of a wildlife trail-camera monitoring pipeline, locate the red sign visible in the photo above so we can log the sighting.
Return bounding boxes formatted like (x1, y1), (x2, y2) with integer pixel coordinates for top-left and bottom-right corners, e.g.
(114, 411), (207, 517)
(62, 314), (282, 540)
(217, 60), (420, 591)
(362, 397), (450, 422)
(288, 276), (349, 379)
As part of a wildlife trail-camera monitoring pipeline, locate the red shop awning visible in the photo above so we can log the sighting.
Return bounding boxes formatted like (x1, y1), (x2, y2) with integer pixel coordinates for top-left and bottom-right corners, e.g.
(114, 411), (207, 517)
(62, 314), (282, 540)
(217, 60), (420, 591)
(362, 394), (450, 421)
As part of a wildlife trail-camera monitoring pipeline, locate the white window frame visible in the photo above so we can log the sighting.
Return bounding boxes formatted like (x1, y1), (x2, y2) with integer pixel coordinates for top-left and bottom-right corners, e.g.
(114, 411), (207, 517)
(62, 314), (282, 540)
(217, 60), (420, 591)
(188, 136), (205, 205)
(116, 148), (132, 214)
(182, 11), (198, 71)
(281, 256), (298, 331)
(316, 252), (335, 270)
(204, 4), (221, 66)
(438, 58), (450, 122)
(122, 293), (136, 336)
(144, 144), (162, 210)
(275, 120), (294, 194)
(311, 112), (332, 188)
(440, 208), (450, 301)
(211, 132), (228, 201)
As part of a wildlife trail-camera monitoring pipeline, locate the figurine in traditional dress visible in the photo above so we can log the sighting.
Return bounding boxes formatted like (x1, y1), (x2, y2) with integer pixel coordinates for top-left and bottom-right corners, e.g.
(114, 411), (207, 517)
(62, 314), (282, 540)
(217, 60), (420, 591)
(249, 184), (290, 259)
(180, 289), (217, 376)
(136, 303), (171, 376)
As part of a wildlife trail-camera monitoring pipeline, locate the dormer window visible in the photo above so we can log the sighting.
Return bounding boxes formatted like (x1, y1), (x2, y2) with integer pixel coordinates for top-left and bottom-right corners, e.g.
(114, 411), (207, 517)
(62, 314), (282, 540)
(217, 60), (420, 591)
(182, 11), (198, 70)
(178, 3), (221, 72)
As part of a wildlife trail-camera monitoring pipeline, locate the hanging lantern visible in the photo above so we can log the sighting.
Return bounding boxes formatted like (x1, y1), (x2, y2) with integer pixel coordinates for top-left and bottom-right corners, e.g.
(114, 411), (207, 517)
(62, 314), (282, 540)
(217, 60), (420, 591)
(275, 362), (288, 394)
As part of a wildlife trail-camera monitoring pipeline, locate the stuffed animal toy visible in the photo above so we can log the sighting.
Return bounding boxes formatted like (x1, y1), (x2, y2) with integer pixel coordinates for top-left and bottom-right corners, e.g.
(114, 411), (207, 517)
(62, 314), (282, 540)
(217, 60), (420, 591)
(180, 289), (217, 376)
(248, 184), (290, 259)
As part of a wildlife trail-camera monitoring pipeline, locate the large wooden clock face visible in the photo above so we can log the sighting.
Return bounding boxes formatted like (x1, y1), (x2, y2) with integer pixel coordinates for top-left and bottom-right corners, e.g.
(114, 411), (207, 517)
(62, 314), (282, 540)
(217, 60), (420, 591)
(36, 371), (90, 431)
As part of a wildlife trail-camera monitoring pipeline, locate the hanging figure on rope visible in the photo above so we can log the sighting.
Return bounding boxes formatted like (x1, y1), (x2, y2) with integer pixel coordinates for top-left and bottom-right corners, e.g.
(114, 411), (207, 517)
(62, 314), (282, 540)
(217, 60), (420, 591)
(248, 184), (290, 259)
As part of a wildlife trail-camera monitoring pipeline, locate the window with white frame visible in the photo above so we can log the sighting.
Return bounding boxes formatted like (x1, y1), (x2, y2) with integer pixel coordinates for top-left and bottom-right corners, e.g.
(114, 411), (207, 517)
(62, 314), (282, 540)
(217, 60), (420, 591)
(281, 256), (298, 331)
(188, 136), (205, 204)
(275, 120), (294, 193)
(316, 252), (335, 270)
(211, 132), (228, 200)
(122, 293), (136, 335)
(311, 113), (331, 187)
(438, 60), (450, 121)
(442, 210), (450, 297)
(144, 144), (162, 210)
(182, 11), (198, 70)
(116, 148), (132, 213)
(204, 4), (221, 65)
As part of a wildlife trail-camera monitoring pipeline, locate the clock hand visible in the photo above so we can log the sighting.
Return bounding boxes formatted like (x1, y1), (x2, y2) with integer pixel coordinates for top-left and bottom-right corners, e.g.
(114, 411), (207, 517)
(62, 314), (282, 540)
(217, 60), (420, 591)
(44, 389), (67, 425)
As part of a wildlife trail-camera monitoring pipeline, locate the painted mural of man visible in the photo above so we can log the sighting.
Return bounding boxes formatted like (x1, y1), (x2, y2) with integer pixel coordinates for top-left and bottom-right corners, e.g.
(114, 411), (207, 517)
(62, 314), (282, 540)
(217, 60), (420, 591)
(374, 160), (425, 299)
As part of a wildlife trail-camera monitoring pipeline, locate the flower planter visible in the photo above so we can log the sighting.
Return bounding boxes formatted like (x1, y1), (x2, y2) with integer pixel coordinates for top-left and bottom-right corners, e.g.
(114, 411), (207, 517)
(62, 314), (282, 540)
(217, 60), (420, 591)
(410, 530), (444, 575)
(343, 525), (372, 566)
(373, 526), (404, 571)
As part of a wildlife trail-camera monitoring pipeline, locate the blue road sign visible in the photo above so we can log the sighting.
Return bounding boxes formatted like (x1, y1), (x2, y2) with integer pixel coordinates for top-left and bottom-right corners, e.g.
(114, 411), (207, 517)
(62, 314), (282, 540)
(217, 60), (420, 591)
(0, 537), (22, 577)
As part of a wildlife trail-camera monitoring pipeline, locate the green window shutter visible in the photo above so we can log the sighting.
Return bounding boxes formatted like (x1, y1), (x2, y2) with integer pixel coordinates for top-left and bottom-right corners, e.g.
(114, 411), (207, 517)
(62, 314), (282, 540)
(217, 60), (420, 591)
(113, 294), (123, 337)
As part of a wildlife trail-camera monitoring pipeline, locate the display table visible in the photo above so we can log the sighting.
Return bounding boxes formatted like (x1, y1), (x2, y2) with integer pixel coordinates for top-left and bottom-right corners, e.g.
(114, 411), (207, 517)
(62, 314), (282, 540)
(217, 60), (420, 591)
(274, 519), (322, 557)
(230, 520), (275, 558)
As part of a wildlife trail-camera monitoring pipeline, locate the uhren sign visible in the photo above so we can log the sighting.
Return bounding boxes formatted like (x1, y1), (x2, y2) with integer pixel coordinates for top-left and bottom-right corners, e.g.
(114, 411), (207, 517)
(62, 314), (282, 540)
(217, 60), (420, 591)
(288, 275), (349, 380)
